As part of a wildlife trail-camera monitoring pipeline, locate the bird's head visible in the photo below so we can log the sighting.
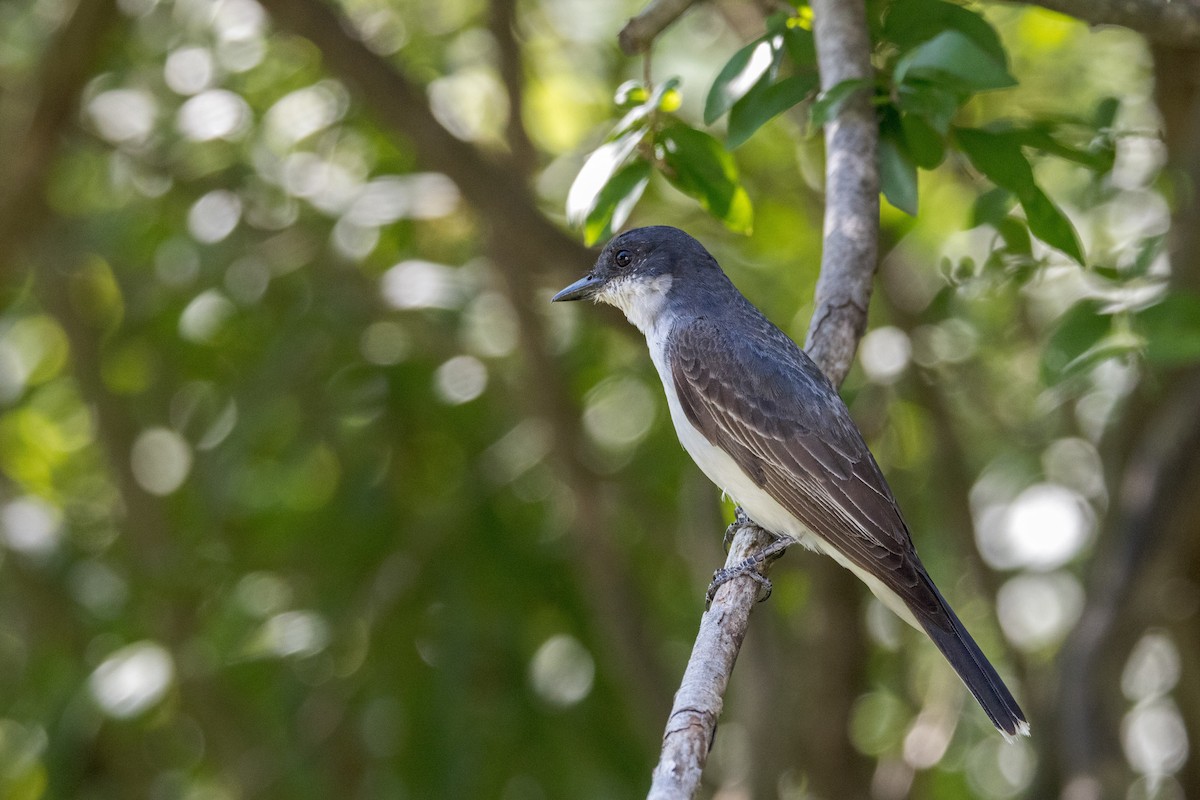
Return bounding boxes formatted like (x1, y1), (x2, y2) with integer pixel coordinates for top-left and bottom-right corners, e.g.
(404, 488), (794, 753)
(552, 226), (718, 332)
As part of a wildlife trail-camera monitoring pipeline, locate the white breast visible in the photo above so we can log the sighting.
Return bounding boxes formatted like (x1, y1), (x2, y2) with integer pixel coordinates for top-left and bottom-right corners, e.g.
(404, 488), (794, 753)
(644, 322), (920, 629)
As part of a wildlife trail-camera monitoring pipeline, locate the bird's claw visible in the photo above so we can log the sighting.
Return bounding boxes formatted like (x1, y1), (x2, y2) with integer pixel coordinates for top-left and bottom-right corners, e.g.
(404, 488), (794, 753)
(704, 536), (792, 609)
(722, 506), (754, 551)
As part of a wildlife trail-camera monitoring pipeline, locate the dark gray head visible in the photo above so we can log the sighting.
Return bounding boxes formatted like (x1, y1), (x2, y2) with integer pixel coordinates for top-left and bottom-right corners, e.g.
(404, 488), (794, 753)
(551, 227), (731, 331)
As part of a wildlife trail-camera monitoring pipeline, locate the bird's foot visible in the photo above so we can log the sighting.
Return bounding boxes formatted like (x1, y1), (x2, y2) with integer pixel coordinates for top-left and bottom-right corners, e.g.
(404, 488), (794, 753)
(721, 506), (754, 551)
(705, 535), (792, 608)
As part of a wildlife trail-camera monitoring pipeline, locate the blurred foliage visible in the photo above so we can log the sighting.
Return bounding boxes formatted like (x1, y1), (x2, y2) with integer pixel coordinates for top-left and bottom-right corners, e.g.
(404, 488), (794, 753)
(0, 0), (1195, 798)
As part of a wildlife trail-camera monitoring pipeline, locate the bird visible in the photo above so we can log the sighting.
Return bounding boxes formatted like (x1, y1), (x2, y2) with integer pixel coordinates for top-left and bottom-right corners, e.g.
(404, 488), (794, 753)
(551, 225), (1028, 740)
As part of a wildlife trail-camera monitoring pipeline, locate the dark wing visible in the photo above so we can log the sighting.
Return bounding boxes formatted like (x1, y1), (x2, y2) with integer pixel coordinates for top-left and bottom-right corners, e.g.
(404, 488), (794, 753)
(669, 318), (1029, 738)
(669, 317), (941, 621)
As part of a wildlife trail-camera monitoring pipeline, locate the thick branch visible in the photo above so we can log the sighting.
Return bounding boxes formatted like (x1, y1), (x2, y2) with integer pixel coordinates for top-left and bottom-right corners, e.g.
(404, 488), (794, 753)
(803, 0), (880, 386)
(648, 2), (879, 797)
(618, 0), (701, 55)
(0, 0), (118, 260)
(260, 0), (672, 730)
(489, 0), (537, 174)
(995, 0), (1200, 48)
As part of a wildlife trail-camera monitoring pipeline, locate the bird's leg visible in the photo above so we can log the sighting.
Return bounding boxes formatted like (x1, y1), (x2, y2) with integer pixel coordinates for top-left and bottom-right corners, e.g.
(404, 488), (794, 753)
(707, 515), (792, 608)
(721, 506), (754, 551)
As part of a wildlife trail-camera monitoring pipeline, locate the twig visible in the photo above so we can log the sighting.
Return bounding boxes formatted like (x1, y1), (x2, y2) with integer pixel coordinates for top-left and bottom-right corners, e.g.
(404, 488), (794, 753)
(646, 0), (880, 796)
(993, 0), (1200, 48)
(618, 0), (702, 55)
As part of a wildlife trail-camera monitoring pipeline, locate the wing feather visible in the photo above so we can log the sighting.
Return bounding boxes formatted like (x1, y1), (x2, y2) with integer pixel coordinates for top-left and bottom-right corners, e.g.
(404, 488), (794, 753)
(669, 317), (945, 623)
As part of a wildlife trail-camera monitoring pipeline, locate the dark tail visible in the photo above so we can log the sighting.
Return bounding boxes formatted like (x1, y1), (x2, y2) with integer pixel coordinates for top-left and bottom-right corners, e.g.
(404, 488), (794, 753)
(918, 582), (1029, 740)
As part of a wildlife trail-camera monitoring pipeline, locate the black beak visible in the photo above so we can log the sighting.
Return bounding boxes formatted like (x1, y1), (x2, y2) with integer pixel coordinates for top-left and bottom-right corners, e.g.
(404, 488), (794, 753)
(551, 273), (604, 302)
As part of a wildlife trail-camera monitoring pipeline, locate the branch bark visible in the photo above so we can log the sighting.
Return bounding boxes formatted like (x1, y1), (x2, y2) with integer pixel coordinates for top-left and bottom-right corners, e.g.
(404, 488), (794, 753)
(648, 1), (880, 796)
(994, 0), (1200, 48)
(803, 0), (880, 386)
(618, 0), (702, 55)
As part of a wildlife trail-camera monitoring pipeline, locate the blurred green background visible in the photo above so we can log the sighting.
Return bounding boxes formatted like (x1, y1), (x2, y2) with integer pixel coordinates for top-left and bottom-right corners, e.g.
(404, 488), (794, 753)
(0, 0), (1197, 798)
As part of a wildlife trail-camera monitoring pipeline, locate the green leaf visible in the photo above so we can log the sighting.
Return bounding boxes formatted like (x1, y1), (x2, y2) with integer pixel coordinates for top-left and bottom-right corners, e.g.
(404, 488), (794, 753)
(884, 0), (1007, 65)
(1094, 96), (1120, 129)
(582, 160), (652, 245)
(900, 112), (945, 169)
(705, 36), (781, 124)
(896, 80), (963, 132)
(1041, 299), (1113, 383)
(782, 23), (816, 67)
(658, 123), (754, 233)
(971, 187), (1014, 227)
(1007, 126), (1115, 172)
(956, 128), (1036, 192)
(809, 78), (871, 127)
(1136, 293), (1200, 365)
(566, 128), (646, 227)
(1022, 187), (1085, 264)
(994, 217), (1032, 256)
(727, 74), (816, 149)
(956, 127), (1084, 263)
(894, 30), (1016, 93)
(879, 116), (918, 215)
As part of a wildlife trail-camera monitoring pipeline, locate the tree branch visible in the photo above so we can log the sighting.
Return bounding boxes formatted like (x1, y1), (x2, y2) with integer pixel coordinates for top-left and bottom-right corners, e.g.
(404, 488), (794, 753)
(648, 1), (880, 796)
(489, 0), (537, 174)
(259, 0), (674, 732)
(255, 0), (591, 272)
(618, 0), (702, 55)
(803, 0), (880, 387)
(0, 0), (119, 264)
(994, 0), (1200, 48)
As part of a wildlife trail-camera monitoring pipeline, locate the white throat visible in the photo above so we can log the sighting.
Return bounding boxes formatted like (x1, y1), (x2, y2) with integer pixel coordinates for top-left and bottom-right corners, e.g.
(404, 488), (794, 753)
(598, 274), (674, 336)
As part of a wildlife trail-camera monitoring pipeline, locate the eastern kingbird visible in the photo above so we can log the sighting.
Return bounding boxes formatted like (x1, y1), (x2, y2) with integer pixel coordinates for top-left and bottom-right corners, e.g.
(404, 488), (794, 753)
(552, 225), (1028, 740)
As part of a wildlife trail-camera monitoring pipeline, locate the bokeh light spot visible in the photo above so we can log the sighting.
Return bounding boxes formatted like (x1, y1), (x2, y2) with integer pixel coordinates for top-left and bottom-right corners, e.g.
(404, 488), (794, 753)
(177, 89), (251, 141)
(188, 190), (242, 243)
(164, 46), (215, 95)
(859, 326), (911, 384)
(978, 483), (1093, 570)
(87, 89), (157, 145)
(89, 641), (175, 719)
(179, 290), (235, 343)
(997, 572), (1084, 650)
(433, 356), (487, 404)
(1, 496), (61, 558)
(529, 634), (594, 707)
(130, 427), (193, 496)
(582, 376), (655, 453)
(1122, 700), (1188, 779)
(360, 321), (410, 366)
(380, 260), (463, 310)
(1122, 632), (1181, 702)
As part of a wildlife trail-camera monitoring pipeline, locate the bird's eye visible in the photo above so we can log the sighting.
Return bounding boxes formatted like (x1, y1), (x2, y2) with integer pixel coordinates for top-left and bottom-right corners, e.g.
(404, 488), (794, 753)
(614, 249), (633, 268)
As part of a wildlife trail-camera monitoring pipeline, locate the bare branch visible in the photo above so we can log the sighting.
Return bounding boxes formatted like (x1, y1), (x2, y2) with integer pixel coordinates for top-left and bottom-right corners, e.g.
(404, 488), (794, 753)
(994, 0), (1200, 48)
(647, 523), (777, 800)
(648, 1), (879, 796)
(804, 0), (880, 385)
(618, 0), (702, 55)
